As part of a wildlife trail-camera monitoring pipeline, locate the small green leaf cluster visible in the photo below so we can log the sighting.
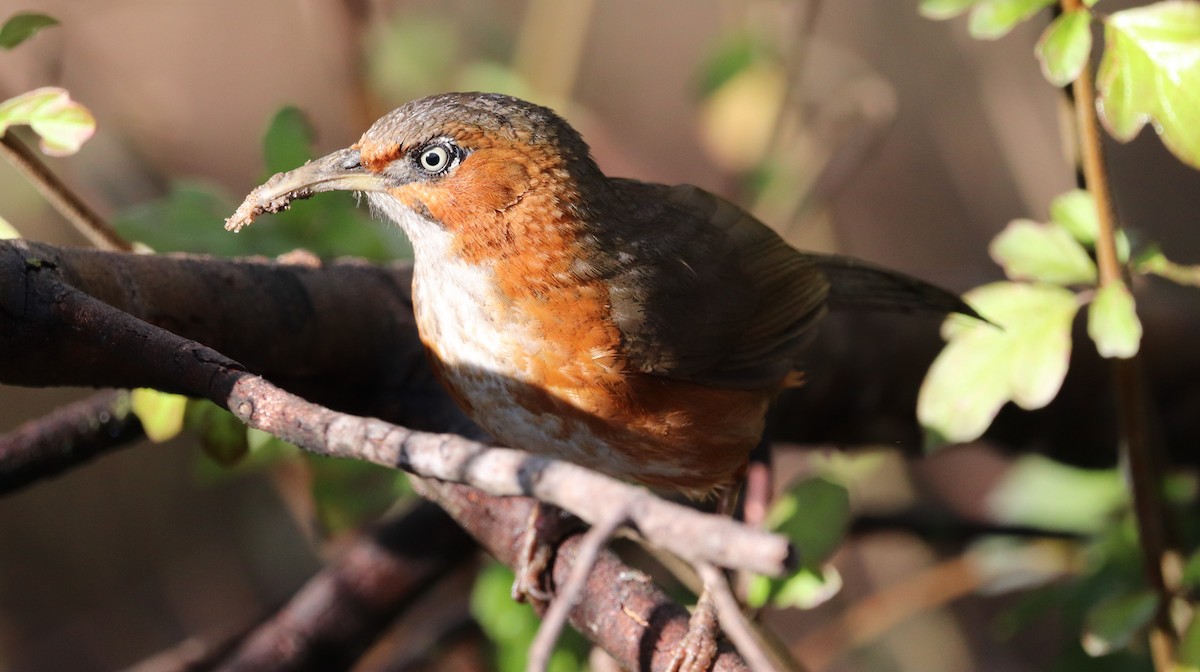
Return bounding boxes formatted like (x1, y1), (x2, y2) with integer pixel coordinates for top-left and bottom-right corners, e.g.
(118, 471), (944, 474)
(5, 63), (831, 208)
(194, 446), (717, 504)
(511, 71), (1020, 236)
(924, 0), (1200, 168)
(744, 458), (868, 612)
(0, 13), (95, 158)
(915, 188), (1200, 446)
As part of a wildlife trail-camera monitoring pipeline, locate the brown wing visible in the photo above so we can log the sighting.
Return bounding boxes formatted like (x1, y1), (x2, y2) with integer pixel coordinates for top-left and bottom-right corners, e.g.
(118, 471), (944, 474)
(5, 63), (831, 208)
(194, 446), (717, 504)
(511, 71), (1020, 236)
(595, 180), (829, 390)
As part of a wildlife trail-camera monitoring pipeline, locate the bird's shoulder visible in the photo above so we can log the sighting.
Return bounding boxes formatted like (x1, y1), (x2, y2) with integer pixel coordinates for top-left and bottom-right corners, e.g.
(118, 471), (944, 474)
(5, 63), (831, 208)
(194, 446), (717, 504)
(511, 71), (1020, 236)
(590, 179), (829, 390)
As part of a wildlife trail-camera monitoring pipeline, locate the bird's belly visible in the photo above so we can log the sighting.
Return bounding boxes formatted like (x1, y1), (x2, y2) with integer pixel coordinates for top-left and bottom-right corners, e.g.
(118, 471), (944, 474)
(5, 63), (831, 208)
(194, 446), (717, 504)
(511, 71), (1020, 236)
(411, 257), (767, 494)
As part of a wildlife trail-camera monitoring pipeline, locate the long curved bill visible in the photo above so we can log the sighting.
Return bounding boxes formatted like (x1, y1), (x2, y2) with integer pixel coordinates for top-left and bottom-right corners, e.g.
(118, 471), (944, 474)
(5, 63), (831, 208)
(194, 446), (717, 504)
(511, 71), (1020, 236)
(225, 147), (388, 232)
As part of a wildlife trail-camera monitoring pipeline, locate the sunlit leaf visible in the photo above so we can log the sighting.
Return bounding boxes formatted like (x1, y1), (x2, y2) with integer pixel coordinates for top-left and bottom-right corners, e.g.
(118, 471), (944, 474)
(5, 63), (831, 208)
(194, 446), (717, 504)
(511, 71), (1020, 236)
(1037, 10), (1093, 86)
(0, 214), (19, 239)
(990, 218), (1098, 284)
(0, 87), (95, 156)
(1136, 247), (1200, 286)
(920, 0), (982, 20)
(1088, 281), (1142, 358)
(0, 12), (58, 50)
(130, 389), (189, 443)
(1048, 189), (1132, 263)
(1096, 1), (1200, 169)
(919, 282), (1081, 446)
(748, 566), (843, 610)
(748, 477), (849, 610)
(767, 477), (850, 570)
(987, 456), (1126, 533)
(968, 0), (1057, 40)
(1081, 589), (1159, 656)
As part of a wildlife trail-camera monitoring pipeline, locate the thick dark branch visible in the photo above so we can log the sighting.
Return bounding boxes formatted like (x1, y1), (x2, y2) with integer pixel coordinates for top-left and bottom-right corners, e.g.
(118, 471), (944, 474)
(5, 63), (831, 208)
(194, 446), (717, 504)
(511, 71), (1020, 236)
(4, 240), (1199, 467)
(214, 501), (476, 672)
(417, 479), (751, 672)
(0, 389), (143, 493)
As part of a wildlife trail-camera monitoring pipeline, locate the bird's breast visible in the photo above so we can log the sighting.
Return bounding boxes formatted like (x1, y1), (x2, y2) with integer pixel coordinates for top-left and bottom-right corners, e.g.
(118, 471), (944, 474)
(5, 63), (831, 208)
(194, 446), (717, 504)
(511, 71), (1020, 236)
(406, 220), (768, 494)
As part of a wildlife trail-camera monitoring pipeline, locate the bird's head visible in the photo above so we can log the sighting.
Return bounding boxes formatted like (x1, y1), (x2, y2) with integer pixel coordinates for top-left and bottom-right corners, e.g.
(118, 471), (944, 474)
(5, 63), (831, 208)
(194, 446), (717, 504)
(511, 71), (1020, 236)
(233, 92), (606, 255)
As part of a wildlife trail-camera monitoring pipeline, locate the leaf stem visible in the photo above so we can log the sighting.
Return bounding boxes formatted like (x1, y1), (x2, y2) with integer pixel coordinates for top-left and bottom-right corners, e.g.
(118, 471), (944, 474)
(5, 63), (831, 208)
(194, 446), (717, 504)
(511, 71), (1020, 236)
(0, 132), (132, 252)
(1060, 0), (1177, 667)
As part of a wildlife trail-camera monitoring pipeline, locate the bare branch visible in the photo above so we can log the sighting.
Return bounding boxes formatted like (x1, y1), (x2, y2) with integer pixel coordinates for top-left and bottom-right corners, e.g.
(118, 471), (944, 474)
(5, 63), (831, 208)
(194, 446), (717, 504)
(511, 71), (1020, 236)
(214, 501), (476, 672)
(0, 389), (143, 494)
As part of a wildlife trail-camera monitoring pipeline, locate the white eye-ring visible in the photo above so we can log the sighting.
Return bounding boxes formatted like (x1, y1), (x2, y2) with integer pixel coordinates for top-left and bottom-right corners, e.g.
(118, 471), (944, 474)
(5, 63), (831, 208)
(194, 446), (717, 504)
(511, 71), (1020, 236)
(416, 143), (455, 175)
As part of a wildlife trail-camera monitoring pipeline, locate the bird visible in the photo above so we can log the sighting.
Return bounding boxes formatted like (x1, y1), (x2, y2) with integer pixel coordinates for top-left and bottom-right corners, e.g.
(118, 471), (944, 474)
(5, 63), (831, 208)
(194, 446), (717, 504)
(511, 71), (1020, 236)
(227, 91), (977, 670)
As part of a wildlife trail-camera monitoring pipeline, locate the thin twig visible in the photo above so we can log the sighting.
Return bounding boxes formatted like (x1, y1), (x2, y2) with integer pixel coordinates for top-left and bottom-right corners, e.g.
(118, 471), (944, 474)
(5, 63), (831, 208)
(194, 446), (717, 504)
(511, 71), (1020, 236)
(527, 505), (629, 672)
(223, 376), (792, 577)
(1059, 1), (1177, 667)
(0, 132), (133, 251)
(696, 563), (778, 672)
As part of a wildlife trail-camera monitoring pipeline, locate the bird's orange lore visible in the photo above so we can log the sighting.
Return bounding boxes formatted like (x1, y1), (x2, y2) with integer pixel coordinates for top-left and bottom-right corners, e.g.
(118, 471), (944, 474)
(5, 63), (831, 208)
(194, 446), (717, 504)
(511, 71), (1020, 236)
(227, 92), (973, 497)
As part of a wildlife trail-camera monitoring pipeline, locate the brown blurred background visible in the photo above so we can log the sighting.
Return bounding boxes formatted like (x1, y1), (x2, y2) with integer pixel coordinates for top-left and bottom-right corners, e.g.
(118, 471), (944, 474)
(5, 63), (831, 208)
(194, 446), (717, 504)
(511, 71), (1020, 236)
(1, 1), (1196, 670)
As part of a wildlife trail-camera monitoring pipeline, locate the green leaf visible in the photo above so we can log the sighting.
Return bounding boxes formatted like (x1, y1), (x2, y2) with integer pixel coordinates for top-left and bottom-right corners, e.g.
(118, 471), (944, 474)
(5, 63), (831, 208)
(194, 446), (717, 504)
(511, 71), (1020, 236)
(919, 282), (1081, 446)
(185, 400), (249, 467)
(748, 477), (849, 610)
(1181, 609), (1200, 671)
(696, 31), (765, 96)
(0, 12), (58, 50)
(987, 456), (1126, 533)
(1136, 247), (1200, 286)
(0, 87), (95, 156)
(1081, 589), (1159, 656)
(990, 218), (1098, 284)
(263, 106), (314, 176)
(1088, 281), (1142, 358)
(307, 455), (411, 535)
(470, 562), (587, 672)
(1097, 1), (1200, 169)
(1037, 10), (1093, 87)
(767, 477), (851, 570)
(1049, 189), (1131, 262)
(968, 0), (1057, 40)
(1050, 189), (1101, 243)
(920, 0), (982, 20)
(747, 566), (843, 610)
(0, 214), (19, 239)
(1182, 550), (1200, 589)
(130, 389), (189, 443)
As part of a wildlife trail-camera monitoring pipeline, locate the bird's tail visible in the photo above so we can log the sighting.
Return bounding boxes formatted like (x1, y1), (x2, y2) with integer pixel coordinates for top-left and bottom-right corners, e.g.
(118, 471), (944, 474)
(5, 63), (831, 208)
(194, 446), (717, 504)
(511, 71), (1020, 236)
(809, 254), (982, 320)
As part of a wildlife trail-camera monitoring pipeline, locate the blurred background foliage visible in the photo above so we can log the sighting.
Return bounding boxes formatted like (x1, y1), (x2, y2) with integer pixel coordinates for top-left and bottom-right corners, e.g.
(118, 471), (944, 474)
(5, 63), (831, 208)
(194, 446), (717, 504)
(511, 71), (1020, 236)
(1, 1), (1198, 671)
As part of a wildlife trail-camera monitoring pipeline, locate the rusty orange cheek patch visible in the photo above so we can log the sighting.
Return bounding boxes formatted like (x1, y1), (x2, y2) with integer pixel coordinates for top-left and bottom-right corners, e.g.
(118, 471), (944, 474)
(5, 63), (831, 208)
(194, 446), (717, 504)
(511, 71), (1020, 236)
(447, 149), (534, 213)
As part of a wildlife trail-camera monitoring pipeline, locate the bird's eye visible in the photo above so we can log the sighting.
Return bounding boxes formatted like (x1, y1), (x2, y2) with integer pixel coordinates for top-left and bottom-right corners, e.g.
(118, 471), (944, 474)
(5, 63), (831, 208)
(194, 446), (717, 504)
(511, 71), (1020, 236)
(415, 143), (457, 176)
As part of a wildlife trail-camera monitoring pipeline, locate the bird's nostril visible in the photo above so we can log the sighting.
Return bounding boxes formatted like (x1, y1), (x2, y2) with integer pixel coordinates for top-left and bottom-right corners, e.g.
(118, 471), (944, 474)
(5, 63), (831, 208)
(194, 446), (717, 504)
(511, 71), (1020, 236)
(341, 152), (363, 170)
